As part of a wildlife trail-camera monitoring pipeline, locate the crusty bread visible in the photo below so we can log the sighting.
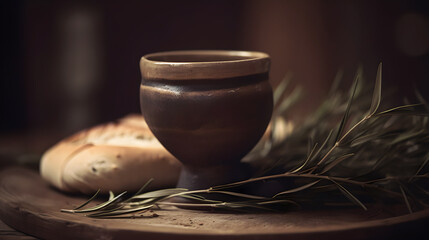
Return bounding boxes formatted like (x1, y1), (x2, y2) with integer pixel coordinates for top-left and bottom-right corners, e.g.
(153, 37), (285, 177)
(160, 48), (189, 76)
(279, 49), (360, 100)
(40, 114), (182, 194)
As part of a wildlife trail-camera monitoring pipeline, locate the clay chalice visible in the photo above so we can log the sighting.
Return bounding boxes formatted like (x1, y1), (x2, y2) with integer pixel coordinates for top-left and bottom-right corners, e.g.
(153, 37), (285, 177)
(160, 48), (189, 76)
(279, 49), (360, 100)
(139, 50), (273, 190)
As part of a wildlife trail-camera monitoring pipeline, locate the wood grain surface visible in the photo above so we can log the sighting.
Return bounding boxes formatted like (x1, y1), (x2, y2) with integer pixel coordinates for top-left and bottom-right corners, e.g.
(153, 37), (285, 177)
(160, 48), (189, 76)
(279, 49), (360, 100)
(0, 167), (428, 240)
(0, 220), (37, 240)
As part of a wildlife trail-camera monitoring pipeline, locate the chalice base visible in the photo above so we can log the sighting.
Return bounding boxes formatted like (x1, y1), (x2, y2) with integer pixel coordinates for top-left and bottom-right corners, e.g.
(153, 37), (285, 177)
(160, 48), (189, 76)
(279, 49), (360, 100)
(177, 163), (251, 191)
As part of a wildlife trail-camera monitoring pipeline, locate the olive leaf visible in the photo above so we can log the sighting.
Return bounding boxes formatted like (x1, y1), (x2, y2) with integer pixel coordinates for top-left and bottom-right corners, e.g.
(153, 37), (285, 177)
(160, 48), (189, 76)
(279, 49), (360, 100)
(368, 62), (382, 117)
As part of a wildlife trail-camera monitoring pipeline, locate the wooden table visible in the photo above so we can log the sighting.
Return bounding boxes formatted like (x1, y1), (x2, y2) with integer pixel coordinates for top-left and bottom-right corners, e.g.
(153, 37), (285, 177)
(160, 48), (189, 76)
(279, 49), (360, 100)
(0, 219), (37, 240)
(1, 134), (428, 240)
(1, 167), (429, 240)
(0, 132), (56, 240)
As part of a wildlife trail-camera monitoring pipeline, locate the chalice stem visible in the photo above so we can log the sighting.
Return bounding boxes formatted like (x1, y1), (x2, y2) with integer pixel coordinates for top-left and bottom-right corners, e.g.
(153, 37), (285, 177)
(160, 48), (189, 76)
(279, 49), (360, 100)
(177, 163), (251, 190)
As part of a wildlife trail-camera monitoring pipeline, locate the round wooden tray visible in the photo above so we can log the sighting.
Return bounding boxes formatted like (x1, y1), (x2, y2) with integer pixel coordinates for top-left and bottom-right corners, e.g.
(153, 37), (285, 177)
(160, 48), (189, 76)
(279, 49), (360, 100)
(0, 167), (428, 240)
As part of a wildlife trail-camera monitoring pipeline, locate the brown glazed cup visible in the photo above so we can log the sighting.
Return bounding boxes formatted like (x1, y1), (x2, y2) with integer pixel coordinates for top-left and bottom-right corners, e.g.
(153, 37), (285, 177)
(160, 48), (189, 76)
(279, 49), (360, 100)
(140, 50), (273, 190)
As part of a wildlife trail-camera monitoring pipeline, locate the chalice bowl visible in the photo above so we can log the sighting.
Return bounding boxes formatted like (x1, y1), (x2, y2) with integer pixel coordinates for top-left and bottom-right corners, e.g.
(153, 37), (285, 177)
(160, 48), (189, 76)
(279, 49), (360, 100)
(140, 50), (273, 190)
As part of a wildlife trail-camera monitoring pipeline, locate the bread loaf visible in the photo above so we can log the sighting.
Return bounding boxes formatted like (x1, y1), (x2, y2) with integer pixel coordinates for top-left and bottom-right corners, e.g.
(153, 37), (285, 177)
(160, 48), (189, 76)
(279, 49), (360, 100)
(40, 114), (181, 194)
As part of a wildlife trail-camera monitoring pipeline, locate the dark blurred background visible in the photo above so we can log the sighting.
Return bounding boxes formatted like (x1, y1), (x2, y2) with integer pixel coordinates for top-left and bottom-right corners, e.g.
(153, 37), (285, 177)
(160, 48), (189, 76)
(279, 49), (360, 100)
(1, 0), (429, 156)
